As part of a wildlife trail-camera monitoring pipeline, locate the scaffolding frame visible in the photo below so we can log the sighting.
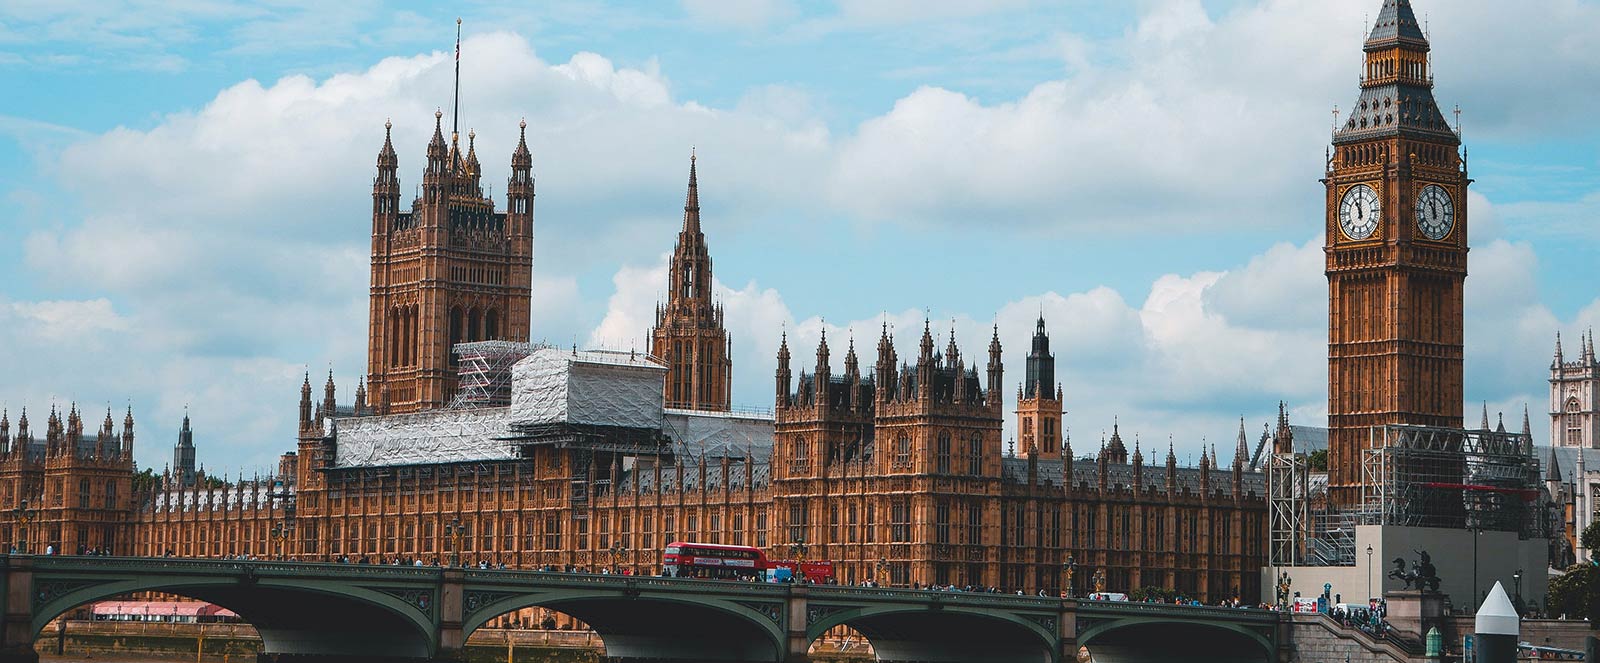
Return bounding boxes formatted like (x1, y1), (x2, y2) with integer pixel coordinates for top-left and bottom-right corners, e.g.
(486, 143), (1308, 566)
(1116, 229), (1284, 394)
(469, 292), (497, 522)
(1268, 451), (1309, 566)
(1359, 424), (1543, 536)
(450, 341), (540, 408)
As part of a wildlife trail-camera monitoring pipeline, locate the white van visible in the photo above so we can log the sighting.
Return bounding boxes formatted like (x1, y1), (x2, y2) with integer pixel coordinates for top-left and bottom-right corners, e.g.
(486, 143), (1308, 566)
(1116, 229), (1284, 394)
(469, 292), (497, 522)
(1086, 592), (1130, 602)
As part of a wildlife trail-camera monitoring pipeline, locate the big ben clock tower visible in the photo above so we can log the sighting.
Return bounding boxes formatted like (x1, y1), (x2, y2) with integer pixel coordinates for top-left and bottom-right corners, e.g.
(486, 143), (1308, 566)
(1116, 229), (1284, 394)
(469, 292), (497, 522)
(1325, 0), (1468, 507)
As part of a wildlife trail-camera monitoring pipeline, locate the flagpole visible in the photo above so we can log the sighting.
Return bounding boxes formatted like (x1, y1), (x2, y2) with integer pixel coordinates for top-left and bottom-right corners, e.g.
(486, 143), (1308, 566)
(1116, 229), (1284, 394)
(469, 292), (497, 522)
(453, 18), (461, 138)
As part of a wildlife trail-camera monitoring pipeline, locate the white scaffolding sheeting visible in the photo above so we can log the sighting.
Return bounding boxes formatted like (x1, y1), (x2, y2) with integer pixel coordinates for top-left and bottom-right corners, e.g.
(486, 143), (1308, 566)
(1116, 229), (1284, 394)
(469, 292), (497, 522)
(333, 408), (515, 468)
(510, 348), (666, 429)
(663, 409), (775, 460)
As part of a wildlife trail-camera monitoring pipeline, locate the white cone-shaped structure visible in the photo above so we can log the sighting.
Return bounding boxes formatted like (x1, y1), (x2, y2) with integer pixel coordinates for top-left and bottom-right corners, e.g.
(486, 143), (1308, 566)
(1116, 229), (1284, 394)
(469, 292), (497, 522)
(1474, 581), (1519, 636)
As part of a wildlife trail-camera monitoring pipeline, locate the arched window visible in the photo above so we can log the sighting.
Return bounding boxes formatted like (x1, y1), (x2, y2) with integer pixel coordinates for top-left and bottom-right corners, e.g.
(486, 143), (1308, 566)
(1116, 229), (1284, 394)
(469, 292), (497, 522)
(967, 433), (983, 475)
(895, 435), (911, 467)
(936, 432), (952, 474)
(1568, 397), (1584, 446)
(467, 308), (481, 343)
(789, 436), (809, 474)
(448, 307), (463, 366)
(485, 309), (499, 341)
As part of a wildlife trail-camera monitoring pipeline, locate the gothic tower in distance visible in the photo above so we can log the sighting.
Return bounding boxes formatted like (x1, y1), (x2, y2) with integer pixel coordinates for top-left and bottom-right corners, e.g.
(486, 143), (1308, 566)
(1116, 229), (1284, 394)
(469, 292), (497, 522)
(1016, 316), (1064, 459)
(1550, 330), (1599, 448)
(365, 114), (535, 414)
(650, 154), (733, 412)
(1325, 0), (1469, 507)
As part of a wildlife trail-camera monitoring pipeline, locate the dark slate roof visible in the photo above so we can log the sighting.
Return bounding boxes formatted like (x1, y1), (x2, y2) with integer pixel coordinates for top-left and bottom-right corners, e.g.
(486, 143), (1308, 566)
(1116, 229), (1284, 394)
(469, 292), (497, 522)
(1540, 446), (1600, 485)
(1001, 457), (1266, 498)
(1334, 84), (1455, 144)
(1366, 0), (1427, 46)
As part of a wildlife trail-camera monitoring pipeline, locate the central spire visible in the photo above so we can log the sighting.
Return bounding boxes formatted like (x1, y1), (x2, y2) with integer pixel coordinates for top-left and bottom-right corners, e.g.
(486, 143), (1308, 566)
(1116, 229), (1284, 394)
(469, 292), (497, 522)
(683, 149), (701, 235)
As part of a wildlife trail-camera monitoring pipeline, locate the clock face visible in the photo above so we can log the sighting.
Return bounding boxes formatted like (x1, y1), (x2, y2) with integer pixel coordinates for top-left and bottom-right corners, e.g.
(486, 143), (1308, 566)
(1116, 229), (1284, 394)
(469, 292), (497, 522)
(1339, 184), (1380, 240)
(1414, 184), (1455, 240)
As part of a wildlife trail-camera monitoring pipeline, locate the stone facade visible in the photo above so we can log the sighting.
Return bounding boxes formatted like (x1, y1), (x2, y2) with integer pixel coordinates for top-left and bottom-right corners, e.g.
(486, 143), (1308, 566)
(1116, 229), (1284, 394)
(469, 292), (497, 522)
(365, 114), (535, 414)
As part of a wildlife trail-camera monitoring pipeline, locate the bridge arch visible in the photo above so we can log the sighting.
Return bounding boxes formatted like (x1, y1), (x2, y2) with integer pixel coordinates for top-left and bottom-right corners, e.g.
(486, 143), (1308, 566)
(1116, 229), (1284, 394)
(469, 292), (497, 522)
(1077, 615), (1273, 663)
(461, 581), (785, 662)
(29, 562), (439, 660)
(805, 601), (1057, 663)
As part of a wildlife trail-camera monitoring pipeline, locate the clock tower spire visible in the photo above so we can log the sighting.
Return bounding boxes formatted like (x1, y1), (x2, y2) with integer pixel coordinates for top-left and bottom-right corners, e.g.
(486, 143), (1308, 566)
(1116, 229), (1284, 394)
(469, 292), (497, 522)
(1325, 0), (1469, 507)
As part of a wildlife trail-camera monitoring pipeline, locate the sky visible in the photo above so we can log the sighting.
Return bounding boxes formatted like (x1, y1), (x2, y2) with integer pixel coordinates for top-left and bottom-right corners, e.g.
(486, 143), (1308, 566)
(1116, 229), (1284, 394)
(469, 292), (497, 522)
(1, 0), (1598, 475)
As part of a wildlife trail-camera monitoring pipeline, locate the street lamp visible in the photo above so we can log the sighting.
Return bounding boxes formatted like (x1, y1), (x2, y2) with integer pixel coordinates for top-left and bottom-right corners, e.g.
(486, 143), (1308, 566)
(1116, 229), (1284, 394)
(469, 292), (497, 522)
(1365, 544), (1374, 601)
(1513, 569), (1523, 614)
(12, 499), (38, 554)
(1092, 568), (1107, 596)
(444, 518), (467, 567)
(606, 542), (628, 574)
(269, 522), (289, 560)
(788, 538), (807, 562)
(1062, 554), (1078, 599)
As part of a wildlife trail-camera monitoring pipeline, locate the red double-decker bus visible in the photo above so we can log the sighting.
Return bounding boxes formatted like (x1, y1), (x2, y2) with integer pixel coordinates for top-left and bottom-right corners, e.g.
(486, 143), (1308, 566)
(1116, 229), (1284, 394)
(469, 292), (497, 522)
(661, 542), (769, 580)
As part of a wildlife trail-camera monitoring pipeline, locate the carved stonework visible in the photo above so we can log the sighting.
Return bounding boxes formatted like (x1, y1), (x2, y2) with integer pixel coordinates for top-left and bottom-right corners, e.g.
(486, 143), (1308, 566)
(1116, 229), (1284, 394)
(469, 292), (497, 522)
(1025, 613), (1057, 633)
(464, 590), (520, 614)
(374, 587), (433, 616)
(735, 600), (782, 623)
(806, 604), (848, 624)
(33, 579), (103, 609)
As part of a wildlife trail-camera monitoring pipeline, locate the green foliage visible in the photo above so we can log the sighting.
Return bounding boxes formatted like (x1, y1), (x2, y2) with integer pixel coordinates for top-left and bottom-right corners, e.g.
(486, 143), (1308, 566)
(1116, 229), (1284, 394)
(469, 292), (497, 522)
(1582, 520), (1600, 554)
(1307, 449), (1328, 472)
(1545, 562), (1600, 620)
(131, 468), (158, 494)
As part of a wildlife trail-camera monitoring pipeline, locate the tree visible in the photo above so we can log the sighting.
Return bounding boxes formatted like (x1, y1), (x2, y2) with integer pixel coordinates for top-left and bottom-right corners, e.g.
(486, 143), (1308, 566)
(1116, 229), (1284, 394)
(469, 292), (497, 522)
(1547, 521), (1600, 621)
(1307, 449), (1328, 472)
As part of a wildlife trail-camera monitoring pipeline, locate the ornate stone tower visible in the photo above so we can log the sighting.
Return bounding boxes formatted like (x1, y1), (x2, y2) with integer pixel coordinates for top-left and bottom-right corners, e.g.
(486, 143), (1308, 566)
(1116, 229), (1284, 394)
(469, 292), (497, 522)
(1550, 330), (1599, 448)
(1016, 316), (1064, 459)
(172, 413), (196, 488)
(1325, 0), (1468, 507)
(364, 112), (535, 413)
(650, 154), (732, 412)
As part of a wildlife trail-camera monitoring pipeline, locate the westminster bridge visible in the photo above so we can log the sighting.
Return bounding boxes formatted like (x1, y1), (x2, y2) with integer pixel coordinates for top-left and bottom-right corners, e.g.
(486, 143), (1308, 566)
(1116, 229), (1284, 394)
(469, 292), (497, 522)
(0, 556), (1288, 663)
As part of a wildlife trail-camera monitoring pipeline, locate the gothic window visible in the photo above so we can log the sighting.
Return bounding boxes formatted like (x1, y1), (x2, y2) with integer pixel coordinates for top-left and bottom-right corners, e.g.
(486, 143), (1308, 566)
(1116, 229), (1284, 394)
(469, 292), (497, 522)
(936, 432), (952, 474)
(77, 479), (90, 509)
(895, 435), (911, 467)
(467, 308), (481, 343)
(787, 502), (805, 544)
(1043, 418), (1056, 454)
(846, 504), (857, 543)
(104, 481), (116, 509)
(863, 504), (875, 544)
(789, 436), (810, 474)
(448, 307), (463, 366)
(967, 502), (983, 546)
(967, 433), (983, 475)
(485, 309), (499, 341)
(1568, 397), (1583, 446)
(935, 501), (951, 544)
(890, 500), (910, 542)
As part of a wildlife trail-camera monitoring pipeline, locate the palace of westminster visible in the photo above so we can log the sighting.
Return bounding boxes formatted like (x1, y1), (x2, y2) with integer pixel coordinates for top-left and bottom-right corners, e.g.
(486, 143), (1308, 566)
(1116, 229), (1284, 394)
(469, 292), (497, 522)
(0, 0), (1568, 605)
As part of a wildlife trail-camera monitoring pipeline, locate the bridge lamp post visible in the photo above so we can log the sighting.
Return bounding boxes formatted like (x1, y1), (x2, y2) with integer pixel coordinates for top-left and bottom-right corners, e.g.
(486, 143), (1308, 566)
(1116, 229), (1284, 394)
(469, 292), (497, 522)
(269, 523), (289, 560)
(875, 556), (888, 586)
(1062, 554), (1077, 599)
(1091, 568), (1106, 596)
(607, 542), (627, 574)
(445, 518), (467, 568)
(12, 499), (38, 554)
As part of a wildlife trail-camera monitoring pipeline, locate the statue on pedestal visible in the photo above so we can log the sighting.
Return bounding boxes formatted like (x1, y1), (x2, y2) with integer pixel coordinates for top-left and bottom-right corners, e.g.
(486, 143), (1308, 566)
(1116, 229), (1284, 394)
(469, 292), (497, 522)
(1386, 550), (1441, 592)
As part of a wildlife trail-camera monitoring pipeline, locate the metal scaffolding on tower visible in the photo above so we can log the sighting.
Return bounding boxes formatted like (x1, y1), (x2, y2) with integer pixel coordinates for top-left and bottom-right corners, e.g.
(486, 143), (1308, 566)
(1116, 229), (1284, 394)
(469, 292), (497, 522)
(449, 341), (539, 408)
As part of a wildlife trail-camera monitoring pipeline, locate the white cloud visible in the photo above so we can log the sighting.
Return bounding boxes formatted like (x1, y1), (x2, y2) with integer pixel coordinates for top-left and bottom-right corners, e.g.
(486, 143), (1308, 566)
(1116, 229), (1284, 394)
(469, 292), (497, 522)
(11, 298), (130, 341)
